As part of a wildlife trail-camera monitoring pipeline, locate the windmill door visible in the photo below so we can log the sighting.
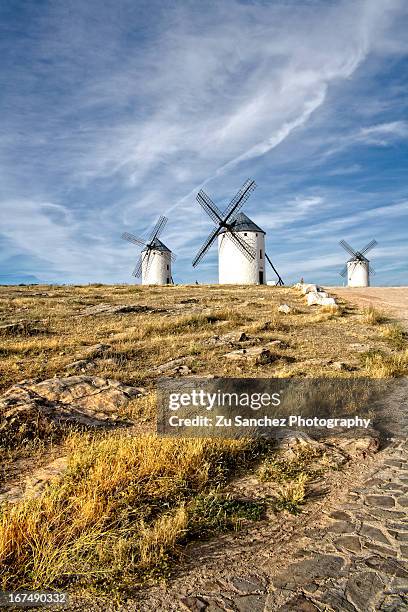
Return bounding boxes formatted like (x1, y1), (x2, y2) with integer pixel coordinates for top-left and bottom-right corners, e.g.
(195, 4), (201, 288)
(259, 271), (264, 284)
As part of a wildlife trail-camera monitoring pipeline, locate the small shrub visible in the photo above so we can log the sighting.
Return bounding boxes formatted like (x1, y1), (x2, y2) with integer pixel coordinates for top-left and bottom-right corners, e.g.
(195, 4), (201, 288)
(186, 492), (265, 539)
(364, 349), (408, 378)
(382, 324), (406, 350)
(275, 474), (308, 514)
(258, 444), (325, 483)
(363, 306), (387, 325)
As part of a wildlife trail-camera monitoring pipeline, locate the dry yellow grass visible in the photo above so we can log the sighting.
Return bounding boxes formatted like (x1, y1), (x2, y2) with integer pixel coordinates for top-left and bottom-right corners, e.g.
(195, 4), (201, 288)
(364, 349), (408, 378)
(362, 305), (387, 325)
(0, 433), (258, 590)
(275, 473), (308, 514)
(0, 283), (401, 392)
(381, 323), (406, 349)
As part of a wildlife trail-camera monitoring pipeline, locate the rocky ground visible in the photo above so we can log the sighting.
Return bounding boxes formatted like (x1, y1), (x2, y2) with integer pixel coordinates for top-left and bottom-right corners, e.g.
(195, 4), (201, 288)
(0, 284), (407, 611)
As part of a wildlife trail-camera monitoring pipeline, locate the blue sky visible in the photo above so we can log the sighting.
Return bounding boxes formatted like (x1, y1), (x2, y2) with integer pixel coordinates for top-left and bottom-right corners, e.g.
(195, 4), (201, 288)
(0, 0), (407, 286)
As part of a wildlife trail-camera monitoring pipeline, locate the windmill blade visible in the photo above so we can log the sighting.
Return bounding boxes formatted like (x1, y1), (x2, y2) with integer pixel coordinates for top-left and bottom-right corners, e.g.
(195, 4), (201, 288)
(122, 232), (146, 247)
(147, 215), (168, 245)
(197, 191), (223, 224)
(226, 229), (256, 261)
(222, 178), (257, 223)
(368, 263), (376, 275)
(339, 239), (358, 258)
(360, 239), (378, 256)
(132, 255), (143, 278)
(339, 264), (348, 278)
(192, 226), (220, 267)
(265, 252), (284, 285)
(171, 252), (177, 262)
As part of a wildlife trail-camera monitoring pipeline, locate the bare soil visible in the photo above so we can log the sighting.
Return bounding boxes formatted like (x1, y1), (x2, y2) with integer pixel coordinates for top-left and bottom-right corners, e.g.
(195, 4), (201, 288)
(329, 287), (408, 329)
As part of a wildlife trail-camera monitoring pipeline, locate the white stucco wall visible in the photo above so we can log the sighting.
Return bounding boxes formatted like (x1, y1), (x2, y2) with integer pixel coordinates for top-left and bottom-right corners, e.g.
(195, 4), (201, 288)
(218, 230), (266, 284)
(347, 260), (369, 287)
(142, 250), (172, 285)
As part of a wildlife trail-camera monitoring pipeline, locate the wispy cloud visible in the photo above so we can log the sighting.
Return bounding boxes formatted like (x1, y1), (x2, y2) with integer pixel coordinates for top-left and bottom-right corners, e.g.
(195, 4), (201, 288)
(0, 0), (407, 284)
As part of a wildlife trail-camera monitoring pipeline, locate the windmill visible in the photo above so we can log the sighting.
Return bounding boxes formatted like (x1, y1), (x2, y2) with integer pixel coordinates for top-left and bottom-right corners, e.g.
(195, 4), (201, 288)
(122, 215), (176, 285)
(339, 239), (377, 287)
(192, 178), (284, 286)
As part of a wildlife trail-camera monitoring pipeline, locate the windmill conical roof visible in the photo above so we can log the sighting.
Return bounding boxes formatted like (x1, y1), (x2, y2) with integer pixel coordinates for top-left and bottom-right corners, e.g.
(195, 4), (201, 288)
(142, 237), (171, 253)
(219, 212), (265, 234)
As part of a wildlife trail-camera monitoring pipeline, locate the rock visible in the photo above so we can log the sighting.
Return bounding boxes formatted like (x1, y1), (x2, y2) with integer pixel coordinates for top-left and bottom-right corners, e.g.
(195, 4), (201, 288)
(268, 339), (289, 349)
(307, 292), (321, 306)
(0, 321), (45, 336)
(180, 298), (199, 304)
(0, 456), (69, 505)
(331, 436), (380, 459)
(223, 345), (279, 363)
(0, 322), (27, 335)
(29, 376), (142, 411)
(301, 284), (321, 295)
(360, 525), (393, 546)
(231, 576), (264, 593)
(81, 343), (111, 357)
(278, 304), (292, 314)
(179, 596), (207, 611)
(272, 555), (346, 588)
(206, 332), (251, 346)
(222, 331), (248, 343)
(0, 375), (141, 447)
(177, 365), (192, 375)
(332, 361), (351, 371)
(366, 494), (396, 509)
(330, 510), (352, 521)
(80, 303), (161, 316)
(66, 359), (94, 372)
(155, 358), (192, 376)
(334, 535), (362, 553)
(278, 595), (319, 611)
(319, 297), (338, 306)
(307, 292), (337, 307)
(206, 335), (222, 345)
(365, 556), (408, 578)
(233, 594), (267, 612)
(255, 349), (276, 365)
(345, 571), (385, 611)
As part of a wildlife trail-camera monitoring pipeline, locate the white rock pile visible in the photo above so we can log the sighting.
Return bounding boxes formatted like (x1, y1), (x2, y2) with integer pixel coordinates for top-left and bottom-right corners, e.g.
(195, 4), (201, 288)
(293, 282), (339, 308)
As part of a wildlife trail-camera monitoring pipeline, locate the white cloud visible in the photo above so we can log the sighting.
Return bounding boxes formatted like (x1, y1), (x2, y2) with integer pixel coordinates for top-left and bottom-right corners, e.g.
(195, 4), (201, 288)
(0, 0), (407, 283)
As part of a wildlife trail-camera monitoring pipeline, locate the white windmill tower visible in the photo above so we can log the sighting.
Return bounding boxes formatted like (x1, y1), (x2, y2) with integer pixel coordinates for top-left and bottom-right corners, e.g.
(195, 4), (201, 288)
(122, 216), (176, 285)
(339, 239), (377, 287)
(192, 179), (284, 286)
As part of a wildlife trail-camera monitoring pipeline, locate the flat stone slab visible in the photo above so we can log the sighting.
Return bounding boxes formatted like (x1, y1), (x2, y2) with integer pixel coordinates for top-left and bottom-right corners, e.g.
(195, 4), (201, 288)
(0, 375), (142, 448)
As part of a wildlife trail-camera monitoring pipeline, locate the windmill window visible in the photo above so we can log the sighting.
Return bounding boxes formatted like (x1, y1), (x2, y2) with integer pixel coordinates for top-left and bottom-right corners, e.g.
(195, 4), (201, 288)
(167, 264), (169, 270)
(244, 232), (247, 236)
(260, 249), (263, 258)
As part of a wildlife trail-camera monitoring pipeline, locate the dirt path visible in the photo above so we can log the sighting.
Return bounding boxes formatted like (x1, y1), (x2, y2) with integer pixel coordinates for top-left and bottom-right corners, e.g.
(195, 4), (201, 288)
(328, 287), (408, 329)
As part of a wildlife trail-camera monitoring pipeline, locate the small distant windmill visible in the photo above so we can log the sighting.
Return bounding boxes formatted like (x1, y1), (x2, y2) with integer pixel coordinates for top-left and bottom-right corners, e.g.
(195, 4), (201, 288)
(122, 215), (176, 285)
(192, 178), (284, 286)
(339, 239), (377, 287)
